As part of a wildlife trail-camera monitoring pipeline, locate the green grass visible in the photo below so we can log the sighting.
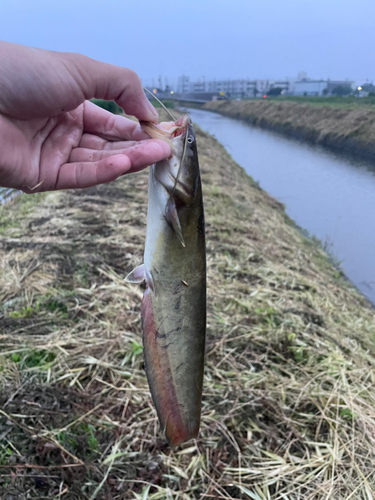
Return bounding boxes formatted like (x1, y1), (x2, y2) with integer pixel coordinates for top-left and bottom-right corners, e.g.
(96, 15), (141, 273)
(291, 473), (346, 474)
(90, 98), (123, 114)
(0, 192), (45, 234)
(149, 99), (175, 109)
(3, 296), (69, 319)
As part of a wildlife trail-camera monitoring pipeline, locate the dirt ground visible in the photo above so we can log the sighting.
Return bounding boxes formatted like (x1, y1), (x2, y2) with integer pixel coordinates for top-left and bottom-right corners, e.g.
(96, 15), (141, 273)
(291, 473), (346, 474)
(1, 111), (375, 499)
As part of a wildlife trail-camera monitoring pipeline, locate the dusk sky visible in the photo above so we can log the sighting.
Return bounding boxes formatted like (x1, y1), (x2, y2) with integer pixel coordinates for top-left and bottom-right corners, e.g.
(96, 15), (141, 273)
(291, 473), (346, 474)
(1, 0), (374, 86)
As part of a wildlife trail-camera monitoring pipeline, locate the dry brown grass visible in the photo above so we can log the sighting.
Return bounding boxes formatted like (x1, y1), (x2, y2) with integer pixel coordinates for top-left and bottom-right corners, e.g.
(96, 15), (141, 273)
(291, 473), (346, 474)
(1, 110), (375, 499)
(204, 100), (375, 161)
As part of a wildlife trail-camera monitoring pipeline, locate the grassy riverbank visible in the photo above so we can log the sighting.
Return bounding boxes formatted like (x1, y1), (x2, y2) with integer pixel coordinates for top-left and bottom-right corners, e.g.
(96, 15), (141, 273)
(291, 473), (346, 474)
(266, 96), (375, 109)
(204, 99), (375, 162)
(1, 111), (375, 499)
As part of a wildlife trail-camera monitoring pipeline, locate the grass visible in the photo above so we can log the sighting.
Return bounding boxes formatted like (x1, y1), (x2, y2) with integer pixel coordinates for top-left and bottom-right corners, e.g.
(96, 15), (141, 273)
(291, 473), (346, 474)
(1, 111), (375, 498)
(265, 95), (375, 109)
(0, 190), (45, 234)
(149, 99), (175, 109)
(90, 99), (123, 114)
(204, 99), (375, 162)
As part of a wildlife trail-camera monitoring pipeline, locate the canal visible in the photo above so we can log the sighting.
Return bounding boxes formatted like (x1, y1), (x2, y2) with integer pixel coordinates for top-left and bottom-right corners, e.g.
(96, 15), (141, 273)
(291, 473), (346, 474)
(185, 107), (375, 305)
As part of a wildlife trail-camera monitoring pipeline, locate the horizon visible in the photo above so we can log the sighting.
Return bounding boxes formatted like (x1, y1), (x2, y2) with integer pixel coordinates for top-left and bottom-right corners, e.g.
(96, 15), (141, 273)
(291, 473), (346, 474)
(142, 74), (366, 91)
(1, 0), (374, 87)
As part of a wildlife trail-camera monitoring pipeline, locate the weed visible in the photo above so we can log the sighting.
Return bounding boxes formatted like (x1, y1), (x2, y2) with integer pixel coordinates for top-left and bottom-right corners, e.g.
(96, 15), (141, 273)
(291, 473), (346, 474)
(90, 98), (123, 114)
(339, 407), (357, 420)
(9, 304), (39, 318)
(11, 349), (57, 369)
(0, 446), (12, 466)
(131, 340), (143, 356)
(46, 299), (68, 314)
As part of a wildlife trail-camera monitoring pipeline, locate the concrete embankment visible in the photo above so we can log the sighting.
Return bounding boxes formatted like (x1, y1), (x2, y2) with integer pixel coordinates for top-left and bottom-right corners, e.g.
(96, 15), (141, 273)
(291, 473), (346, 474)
(204, 99), (375, 161)
(1, 112), (375, 498)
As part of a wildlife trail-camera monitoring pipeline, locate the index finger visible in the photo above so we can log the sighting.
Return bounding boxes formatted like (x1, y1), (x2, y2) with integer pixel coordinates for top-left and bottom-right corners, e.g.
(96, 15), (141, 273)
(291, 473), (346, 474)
(83, 101), (151, 141)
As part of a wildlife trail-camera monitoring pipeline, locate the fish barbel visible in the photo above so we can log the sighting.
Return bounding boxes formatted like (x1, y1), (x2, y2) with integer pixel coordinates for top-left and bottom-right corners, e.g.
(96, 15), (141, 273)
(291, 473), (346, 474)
(126, 114), (206, 445)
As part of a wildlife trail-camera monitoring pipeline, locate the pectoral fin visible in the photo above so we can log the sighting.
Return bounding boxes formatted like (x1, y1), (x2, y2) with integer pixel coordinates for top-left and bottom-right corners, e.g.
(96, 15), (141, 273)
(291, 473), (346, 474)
(165, 200), (185, 247)
(125, 264), (145, 284)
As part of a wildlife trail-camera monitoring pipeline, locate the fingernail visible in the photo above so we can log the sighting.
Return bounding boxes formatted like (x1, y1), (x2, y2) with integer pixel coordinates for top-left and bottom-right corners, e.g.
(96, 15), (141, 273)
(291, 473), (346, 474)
(146, 99), (159, 121)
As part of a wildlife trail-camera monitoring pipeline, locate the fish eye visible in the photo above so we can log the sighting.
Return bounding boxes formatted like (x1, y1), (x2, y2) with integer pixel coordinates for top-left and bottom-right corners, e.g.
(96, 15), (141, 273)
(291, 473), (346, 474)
(187, 136), (193, 144)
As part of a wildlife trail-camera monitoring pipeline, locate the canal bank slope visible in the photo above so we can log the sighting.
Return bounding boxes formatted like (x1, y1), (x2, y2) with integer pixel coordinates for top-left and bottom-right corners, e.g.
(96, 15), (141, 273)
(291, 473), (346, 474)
(1, 113), (375, 498)
(204, 99), (375, 161)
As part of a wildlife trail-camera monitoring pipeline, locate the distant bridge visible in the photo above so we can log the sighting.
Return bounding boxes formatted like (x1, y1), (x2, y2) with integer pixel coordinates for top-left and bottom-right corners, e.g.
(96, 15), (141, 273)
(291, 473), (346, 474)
(146, 91), (223, 105)
(172, 97), (207, 104)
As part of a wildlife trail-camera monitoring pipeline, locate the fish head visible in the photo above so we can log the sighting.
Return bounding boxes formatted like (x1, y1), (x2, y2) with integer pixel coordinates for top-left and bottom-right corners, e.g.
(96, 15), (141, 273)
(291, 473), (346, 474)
(140, 115), (193, 153)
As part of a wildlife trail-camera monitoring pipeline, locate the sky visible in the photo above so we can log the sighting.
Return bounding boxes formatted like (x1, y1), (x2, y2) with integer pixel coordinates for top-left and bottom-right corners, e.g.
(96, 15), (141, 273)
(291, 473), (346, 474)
(1, 0), (374, 87)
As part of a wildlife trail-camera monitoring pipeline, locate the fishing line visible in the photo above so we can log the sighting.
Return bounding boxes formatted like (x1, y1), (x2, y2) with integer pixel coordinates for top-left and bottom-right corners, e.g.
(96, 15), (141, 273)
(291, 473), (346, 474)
(142, 88), (191, 220)
(170, 119), (190, 201)
(143, 88), (176, 121)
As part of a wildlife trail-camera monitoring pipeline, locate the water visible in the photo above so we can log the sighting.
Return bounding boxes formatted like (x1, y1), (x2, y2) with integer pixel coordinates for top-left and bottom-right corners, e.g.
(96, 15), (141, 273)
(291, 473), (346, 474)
(185, 107), (375, 305)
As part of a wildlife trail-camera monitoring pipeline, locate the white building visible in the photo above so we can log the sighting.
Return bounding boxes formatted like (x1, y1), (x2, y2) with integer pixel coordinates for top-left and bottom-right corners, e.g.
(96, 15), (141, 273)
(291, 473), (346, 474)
(270, 81), (290, 93)
(190, 78), (207, 93)
(177, 75), (190, 94)
(294, 78), (354, 96)
(178, 77), (277, 98)
(294, 79), (328, 96)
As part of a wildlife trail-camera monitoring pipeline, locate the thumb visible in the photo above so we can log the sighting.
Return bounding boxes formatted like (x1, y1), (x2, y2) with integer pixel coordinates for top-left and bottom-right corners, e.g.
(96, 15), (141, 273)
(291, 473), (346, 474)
(64, 52), (159, 122)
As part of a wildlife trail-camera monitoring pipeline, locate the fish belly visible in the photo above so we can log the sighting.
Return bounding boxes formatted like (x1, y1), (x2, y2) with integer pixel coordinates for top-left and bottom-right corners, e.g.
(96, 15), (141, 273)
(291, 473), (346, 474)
(141, 271), (206, 445)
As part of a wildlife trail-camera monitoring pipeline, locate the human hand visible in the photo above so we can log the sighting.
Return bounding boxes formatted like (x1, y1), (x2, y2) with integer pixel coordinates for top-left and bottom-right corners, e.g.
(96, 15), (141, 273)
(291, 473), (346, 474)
(0, 42), (170, 193)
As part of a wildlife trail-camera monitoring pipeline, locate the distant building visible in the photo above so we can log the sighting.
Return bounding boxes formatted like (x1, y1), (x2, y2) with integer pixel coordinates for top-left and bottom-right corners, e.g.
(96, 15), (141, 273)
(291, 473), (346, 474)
(294, 79), (327, 96)
(361, 83), (375, 92)
(357, 83), (375, 97)
(326, 80), (354, 94)
(171, 75), (356, 101)
(190, 79), (207, 93)
(294, 78), (354, 96)
(269, 80), (290, 93)
(177, 76), (277, 98)
(177, 75), (190, 94)
(207, 79), (258, 98)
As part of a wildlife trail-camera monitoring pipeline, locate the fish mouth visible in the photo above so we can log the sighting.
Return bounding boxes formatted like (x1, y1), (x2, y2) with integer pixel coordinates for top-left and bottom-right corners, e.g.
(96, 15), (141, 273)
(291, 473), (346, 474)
(140, 115), (190, 147)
